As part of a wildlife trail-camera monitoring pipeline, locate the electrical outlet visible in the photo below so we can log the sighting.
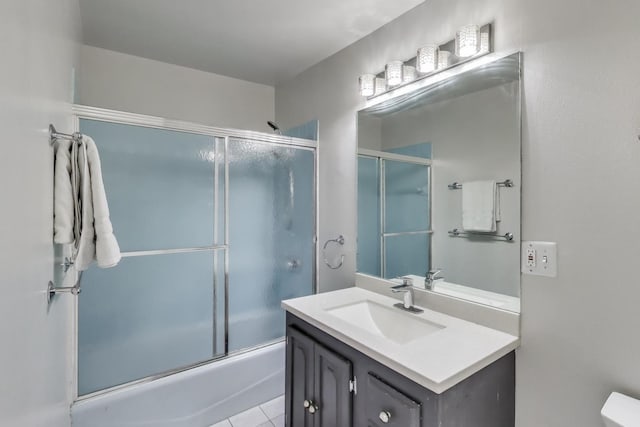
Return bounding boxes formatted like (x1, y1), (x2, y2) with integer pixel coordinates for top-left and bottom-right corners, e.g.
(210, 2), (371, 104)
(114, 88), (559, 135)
(522, 241), (557, 277)
(525, 248), (536, 267)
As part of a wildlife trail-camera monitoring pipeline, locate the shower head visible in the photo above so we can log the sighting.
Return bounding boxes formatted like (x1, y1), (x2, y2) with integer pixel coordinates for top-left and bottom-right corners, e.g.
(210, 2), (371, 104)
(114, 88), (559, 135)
(267, 121), (282, 135)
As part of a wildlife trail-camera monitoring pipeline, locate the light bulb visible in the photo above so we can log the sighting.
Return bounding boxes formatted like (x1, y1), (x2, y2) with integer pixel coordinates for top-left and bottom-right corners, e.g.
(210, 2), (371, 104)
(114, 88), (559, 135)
(374, 78), (386, 95)
(359, 74), (375, 97)
(385, 61), (404, 87)
(437, 50), (452, 69)
(402, 65), (417, 83)
(455, 25), (480, 58)
(479, 30), (490, 53)
(417, 45), (439, 74)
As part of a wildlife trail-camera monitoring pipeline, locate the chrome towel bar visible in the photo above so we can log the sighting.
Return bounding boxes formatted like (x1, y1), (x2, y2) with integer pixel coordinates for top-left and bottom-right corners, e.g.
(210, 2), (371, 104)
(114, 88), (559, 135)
(448, 228), (514, 242)
(448, 179), (513, 190)
(49, 124), (82, 145)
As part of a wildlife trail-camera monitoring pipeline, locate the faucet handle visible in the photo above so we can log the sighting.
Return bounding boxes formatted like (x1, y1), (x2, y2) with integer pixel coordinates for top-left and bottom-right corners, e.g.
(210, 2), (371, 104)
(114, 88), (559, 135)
(427, 269), (443, 278)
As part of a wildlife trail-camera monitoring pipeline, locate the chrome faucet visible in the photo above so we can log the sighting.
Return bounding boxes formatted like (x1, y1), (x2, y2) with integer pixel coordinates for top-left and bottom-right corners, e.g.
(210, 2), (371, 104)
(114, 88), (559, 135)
(425, 269), (444, 290)
(391, 278), (423, 314)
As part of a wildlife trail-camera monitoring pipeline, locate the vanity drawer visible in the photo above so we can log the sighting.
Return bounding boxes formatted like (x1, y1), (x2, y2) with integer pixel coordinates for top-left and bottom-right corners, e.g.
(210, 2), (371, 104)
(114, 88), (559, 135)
(365, 373), (421, 427)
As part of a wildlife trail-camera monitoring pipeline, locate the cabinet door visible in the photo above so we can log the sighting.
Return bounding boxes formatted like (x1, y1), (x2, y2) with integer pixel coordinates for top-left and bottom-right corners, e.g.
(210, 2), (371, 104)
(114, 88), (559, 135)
(286, 327), (316, 427)
(313, 343), (353, 427)
(365, 373), (421, 427)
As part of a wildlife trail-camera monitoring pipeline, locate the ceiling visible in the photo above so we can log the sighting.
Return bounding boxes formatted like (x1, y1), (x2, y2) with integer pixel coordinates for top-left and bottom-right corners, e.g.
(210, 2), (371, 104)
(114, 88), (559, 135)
(79, 0), (425, 86)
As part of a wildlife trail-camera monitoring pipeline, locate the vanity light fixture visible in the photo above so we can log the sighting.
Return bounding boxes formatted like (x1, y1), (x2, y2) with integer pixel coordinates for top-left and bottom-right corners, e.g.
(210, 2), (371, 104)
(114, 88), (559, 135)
(455, 25), (480, 58)
(385, 61), (404, 87)
(417, 45), (439, 73)
(438, 51), (452, 69)
(480, 31), (490, 53)
(358, 23), (492, 98)
(402, 65), (417, 83)
(359, 74), (376, 97)
(374, 77), (386, 95)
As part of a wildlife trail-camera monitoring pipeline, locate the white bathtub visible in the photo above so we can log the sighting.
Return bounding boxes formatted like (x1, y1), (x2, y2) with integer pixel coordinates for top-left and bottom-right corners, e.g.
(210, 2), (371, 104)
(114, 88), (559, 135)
(71, 342), (285, 427)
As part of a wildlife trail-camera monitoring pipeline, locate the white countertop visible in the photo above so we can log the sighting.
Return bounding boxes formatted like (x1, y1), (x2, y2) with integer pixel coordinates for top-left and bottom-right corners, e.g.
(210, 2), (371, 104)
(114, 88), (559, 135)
(282, 287), (519, 394)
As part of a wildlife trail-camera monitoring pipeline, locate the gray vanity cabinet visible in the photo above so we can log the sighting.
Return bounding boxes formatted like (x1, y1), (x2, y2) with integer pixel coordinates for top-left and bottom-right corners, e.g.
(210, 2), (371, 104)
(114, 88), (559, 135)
(286, 313), (515, 427)
(287, 326), (353, 427)
(365, 374), (421, 427)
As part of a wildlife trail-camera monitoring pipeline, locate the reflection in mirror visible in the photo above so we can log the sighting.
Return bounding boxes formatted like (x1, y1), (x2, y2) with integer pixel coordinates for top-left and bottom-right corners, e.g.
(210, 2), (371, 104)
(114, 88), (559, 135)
(357, 52), (521, 312)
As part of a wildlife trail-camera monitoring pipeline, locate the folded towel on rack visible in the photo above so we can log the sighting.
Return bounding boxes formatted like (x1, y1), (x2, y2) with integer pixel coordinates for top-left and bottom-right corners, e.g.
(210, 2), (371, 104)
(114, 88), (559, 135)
(73, 136), (121, 270)
(462, 180), (497, 232)
(54, 135), (121, 271)
(54, 140), (74, 244)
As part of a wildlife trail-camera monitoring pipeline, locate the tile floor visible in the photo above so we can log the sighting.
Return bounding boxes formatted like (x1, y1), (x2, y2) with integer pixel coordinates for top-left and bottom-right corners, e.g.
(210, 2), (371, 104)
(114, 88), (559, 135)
(209, 395), (284, 427)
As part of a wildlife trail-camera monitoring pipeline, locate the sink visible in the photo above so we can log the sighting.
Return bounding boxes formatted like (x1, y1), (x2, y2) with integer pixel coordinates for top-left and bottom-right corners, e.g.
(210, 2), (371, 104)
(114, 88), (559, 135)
(326, 300), (444, 344)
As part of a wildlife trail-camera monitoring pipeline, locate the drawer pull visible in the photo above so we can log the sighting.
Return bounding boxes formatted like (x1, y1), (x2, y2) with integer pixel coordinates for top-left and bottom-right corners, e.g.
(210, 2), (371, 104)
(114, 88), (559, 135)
(379, 410), (392, 423)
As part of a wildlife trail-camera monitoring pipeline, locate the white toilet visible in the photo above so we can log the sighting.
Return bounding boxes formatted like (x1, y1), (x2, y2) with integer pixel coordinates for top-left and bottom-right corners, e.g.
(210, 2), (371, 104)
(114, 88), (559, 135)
(602, 392), (640, 427)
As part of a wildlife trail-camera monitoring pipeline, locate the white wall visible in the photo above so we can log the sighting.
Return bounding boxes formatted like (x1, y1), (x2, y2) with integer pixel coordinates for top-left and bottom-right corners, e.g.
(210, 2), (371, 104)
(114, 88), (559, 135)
(0, 1), (81, 426)
(77, 45), (275, 132)
(276, 1), (640, 426)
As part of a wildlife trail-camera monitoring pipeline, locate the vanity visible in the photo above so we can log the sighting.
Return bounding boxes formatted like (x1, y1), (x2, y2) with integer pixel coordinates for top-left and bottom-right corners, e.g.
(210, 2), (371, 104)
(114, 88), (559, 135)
(282, 287), (518, 427)
(283, 50), (523, 426)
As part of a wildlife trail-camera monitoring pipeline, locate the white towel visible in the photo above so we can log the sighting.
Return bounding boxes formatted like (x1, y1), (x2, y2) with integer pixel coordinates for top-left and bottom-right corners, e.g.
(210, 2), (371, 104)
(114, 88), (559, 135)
(54, 140), (74, 244)
(53, 135), (121, 271)
(462, 180), (497, 232)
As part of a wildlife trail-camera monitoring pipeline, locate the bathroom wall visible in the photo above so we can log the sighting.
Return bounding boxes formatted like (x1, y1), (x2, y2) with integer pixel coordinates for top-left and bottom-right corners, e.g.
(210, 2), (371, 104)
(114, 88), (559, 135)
(0, 1), (81, 426)
(276, 1), (640, 426)
(76, 45), (275, 132)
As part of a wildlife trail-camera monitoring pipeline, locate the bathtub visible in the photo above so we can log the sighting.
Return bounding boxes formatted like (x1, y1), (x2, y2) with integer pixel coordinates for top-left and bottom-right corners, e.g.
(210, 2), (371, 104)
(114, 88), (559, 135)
(71, 341), (285, 427)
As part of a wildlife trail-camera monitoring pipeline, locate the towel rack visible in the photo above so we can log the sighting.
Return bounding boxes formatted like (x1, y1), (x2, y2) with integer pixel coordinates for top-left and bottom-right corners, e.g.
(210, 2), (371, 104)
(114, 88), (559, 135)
(49, 124), (82, 145)
(48, 123), (83, 303)
(448, 228), (514, 242)
(322, 235), (345, 269)
(448, 179), (513, 190)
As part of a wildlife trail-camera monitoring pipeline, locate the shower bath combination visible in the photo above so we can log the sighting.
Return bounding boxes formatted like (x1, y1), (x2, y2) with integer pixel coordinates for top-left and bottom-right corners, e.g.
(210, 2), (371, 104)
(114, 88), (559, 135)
(65, 108), (318, 427)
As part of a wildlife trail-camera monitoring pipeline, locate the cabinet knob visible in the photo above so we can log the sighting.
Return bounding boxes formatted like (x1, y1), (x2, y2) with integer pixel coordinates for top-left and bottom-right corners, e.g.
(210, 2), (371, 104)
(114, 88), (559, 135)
(379, 410), (392, 423)
(304, 399), (319, 414)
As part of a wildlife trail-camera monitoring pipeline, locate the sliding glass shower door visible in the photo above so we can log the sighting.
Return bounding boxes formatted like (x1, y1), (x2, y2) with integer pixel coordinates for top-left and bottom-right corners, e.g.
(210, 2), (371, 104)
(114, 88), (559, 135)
(75, 119), (315, 396)
(227, 139), (315, 351)
(357, 154), (431, 279)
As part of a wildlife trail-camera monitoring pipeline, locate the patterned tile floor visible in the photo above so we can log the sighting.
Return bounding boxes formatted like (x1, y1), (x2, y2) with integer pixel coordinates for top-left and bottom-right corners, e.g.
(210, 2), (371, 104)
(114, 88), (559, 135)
(209, 395), (284, 427)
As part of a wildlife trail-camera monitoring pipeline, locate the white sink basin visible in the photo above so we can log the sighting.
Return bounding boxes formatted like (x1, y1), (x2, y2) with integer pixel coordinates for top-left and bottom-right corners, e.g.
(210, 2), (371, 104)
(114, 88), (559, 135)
(326, 300), (444, 344)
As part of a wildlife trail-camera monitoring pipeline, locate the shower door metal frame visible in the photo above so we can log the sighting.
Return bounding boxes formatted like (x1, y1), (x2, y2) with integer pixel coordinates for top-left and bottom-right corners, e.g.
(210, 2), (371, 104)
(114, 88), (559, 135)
(70, 105), (318, 401)
(357, 148), (433, 278)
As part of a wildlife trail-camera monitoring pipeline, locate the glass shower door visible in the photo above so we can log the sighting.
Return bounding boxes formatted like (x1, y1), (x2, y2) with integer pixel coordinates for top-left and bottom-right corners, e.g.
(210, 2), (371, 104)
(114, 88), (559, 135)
(227, 139), (315, 351)
(383, 159), (431, 279)
(77, 120), (226, 395)
(357, 156), (381, 276)
(357, 154), (431, 279)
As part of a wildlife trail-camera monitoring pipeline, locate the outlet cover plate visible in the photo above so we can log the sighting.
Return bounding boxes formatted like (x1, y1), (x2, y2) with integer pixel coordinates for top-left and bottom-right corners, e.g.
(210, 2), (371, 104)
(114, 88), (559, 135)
(522, 241), (557, 277)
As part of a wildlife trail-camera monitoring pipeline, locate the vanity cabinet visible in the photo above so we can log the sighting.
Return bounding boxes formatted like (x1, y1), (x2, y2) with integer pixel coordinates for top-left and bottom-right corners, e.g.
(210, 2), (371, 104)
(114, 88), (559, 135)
(287, 327), (353, 427)
(285, 313), (515, 427)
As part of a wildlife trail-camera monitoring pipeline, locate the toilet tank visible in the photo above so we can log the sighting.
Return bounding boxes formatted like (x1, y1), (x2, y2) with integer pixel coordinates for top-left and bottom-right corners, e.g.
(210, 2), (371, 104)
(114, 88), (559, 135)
(602, 392), (640, 427)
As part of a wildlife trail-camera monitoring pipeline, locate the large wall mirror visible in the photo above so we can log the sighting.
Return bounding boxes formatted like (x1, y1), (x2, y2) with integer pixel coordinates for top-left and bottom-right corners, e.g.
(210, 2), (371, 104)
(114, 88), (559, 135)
(357, 52), (522, 312)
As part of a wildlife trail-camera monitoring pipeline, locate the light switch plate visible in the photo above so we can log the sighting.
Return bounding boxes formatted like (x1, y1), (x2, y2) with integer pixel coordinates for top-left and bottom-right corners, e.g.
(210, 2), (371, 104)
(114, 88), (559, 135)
(522, 241), (557, 277)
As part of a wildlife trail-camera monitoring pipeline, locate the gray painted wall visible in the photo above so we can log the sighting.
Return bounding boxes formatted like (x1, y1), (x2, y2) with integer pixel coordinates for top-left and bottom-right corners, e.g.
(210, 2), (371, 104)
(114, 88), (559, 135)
(276, 0), (640, 426)
(77, 45), (275, 132)
(0, 1), (81, 426)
